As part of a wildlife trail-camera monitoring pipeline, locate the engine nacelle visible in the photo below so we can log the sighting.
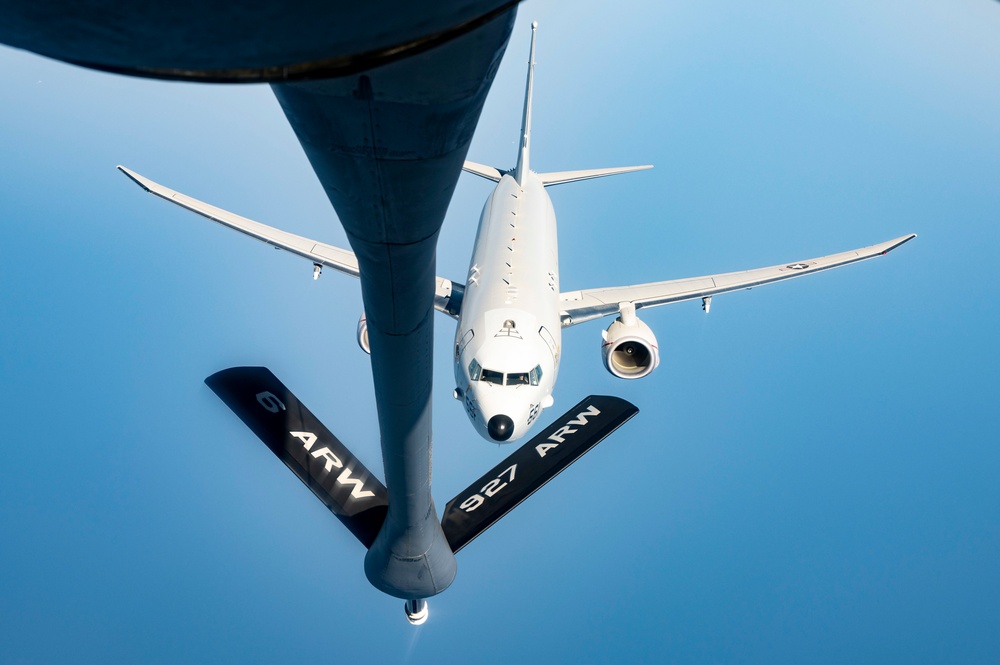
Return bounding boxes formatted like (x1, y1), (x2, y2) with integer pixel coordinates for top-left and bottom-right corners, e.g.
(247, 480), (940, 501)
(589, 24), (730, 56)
(601, 308), (659, 379)
(357, 313), (371, 354)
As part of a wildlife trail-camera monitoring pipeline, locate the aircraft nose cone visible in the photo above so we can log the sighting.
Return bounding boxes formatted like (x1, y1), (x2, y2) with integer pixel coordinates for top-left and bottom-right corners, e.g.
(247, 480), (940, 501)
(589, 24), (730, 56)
(487, 414), (515, 442)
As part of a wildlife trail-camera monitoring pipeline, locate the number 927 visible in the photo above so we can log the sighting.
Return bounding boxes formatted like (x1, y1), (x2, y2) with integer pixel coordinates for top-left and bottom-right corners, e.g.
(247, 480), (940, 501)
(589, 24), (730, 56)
(459, 464), (517, 512)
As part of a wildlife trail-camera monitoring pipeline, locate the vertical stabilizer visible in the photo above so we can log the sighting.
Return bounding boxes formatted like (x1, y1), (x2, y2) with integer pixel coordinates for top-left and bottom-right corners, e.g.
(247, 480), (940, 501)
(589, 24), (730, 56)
(513, 21), (538, 187)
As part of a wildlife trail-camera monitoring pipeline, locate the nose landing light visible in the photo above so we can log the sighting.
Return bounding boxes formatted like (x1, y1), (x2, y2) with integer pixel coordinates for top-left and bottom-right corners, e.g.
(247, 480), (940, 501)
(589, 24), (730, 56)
(487, 414), (514, 441)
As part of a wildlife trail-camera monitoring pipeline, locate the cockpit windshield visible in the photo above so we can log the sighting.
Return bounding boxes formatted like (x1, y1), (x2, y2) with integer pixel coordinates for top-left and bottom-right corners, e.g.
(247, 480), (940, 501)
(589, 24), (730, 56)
(468, 359), (542, 388)
(481, 369), (504, 385)
(506, 372), (529, 386)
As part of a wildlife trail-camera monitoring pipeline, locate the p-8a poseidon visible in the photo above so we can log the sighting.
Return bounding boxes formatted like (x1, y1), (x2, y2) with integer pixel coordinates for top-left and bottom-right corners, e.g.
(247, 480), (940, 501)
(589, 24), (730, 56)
(119, 23), (914, 445)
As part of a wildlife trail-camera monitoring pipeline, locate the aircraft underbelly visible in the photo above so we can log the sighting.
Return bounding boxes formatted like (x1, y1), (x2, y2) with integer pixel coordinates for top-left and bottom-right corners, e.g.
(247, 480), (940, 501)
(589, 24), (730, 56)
(456, 175), (562, 439)
(0, 1), (518, 82)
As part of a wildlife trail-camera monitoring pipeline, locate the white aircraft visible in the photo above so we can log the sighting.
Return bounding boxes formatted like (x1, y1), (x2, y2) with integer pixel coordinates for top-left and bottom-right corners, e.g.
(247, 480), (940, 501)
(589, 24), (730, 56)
(119, 23), (915, 447)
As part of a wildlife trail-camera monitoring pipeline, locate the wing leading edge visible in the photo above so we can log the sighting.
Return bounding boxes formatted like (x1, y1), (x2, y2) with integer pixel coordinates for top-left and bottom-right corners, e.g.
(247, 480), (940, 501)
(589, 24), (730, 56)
(560, 234), (917, 326)
(117, 165), (463, 317)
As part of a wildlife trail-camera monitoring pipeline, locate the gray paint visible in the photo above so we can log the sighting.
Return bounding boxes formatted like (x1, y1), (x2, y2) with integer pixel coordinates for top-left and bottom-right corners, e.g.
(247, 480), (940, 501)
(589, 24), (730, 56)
(271, 10), (517, 598)
(0, 1), (517, 81)
(1, 2), (518, 600)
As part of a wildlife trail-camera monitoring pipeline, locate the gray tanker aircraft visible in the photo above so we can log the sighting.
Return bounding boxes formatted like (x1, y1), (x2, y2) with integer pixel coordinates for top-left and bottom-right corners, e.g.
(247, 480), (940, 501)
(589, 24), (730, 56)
(6, 0), (524, 622)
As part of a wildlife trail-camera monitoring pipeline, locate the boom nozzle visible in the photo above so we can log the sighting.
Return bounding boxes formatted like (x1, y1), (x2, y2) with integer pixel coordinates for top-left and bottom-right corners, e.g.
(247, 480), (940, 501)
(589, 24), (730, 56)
(405, 598), (428, 625)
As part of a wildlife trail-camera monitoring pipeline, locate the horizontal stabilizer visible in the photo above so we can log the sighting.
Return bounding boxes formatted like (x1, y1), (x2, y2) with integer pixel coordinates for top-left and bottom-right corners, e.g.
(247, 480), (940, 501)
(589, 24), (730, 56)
(206, 367), (388, 548)
(538, 164), (652, 187)
(441, 395), (638, 553)
(462, 160), (505, 183)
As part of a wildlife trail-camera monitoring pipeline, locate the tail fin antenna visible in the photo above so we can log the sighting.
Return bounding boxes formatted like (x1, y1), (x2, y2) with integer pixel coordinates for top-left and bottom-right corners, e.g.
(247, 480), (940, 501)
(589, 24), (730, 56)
(514, 21), (539, 187)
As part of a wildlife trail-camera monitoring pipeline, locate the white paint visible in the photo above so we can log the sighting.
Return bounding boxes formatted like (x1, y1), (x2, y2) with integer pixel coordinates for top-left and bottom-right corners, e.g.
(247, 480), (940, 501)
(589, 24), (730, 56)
(453, 171), (562, 442)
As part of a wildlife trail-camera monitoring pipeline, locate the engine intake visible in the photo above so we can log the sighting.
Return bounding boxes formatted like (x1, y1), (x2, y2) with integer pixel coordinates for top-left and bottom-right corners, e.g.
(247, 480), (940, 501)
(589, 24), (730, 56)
(601, 303), (659, 379)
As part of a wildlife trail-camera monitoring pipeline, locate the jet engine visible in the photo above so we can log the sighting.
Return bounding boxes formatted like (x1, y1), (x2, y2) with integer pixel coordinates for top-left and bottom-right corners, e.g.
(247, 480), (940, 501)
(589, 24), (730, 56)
(357, 313), (371, 354)
(601, 303), (659, 379)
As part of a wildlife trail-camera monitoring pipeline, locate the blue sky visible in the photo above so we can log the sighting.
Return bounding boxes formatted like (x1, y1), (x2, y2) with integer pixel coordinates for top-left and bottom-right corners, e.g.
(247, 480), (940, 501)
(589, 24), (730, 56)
(2, 1), (999, 662)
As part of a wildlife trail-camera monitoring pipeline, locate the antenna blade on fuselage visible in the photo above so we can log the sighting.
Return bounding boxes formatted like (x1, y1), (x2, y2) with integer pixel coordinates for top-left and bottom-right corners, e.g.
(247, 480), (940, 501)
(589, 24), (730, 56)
(441, 395), (639, 553)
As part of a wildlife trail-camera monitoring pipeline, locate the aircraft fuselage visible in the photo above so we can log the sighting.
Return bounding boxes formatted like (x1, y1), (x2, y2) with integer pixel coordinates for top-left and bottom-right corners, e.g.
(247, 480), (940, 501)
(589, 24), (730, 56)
(454, 172), (561, 442)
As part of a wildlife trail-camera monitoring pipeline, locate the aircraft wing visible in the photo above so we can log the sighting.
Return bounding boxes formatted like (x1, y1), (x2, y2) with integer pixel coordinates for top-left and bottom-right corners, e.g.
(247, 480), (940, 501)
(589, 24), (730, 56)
(559, 234), (916, 326)
(118, 166), (463, 317)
